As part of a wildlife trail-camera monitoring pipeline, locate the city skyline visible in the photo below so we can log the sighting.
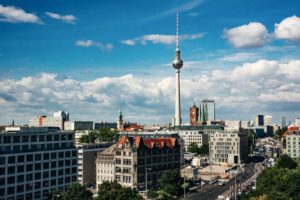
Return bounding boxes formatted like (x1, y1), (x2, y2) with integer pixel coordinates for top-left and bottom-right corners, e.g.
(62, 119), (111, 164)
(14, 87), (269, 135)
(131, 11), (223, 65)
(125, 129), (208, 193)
(1, 0), (300, 124)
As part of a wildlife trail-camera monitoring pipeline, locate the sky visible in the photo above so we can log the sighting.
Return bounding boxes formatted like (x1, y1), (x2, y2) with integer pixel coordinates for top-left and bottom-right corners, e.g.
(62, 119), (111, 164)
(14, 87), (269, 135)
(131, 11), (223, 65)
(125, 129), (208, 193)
(0, 0), (300, 125)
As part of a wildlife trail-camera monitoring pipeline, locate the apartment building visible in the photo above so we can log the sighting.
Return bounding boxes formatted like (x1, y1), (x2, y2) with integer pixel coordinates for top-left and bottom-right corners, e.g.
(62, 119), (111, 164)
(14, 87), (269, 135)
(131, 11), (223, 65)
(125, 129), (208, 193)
(286, 132), (300, 158)
(0, 126), (77, 200)
(77, 143), (112, 186)
(114, 135), (181, 190)
(96, 144), (116, 187)
(209, 131), (248, 165)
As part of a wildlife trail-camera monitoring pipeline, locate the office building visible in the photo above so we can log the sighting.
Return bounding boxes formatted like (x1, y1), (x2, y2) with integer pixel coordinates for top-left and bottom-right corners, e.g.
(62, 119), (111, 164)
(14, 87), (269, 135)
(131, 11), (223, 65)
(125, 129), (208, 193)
(286, 132), (300, 158)
(254, 115), (264, 127)
(77, 143), (113, 186)
(64, 121), (93, 131)
(224, 120), (241, 131)
(96, 144), (116, 187)
(241, 121), (250, 128)
(29, 111), (69, 130)
(281, 116), (287, 128)
(94, 122), (117, 130)
(264, 115), (272, 126)
(201, 99), (215, 121)
(114, 135), (181, 190)
(209, 131), (248, 165)
(0, 126), (77, 200)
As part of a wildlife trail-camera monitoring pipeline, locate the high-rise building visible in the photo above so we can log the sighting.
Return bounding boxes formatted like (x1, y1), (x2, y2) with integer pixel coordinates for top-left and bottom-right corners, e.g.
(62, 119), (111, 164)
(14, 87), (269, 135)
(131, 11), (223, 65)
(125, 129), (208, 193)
(29, 111), (69, 130)
(264, 115), (272, 126)
(281, 116), (287, 128)
(201, 99), (215, 121)
(254, 115), (264, 127)
(286, 132), (300, 158)
(0, 126), (77, 200)
(172, 13), (183, 126)
(189, 103), (199, 126)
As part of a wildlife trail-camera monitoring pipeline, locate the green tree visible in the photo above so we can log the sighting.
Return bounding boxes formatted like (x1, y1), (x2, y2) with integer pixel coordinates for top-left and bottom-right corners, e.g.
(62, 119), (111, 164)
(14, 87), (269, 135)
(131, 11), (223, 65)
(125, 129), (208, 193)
(199, 143), (209, 155)
(147, 189), (159, 199)
(63, 182), (92, 200)
(159, 170), (181, 198)
(276, 154), (297, 169)
(48, 190), (63, 200)
(187, 142), (201, 154)
(96, 181), (143, 200)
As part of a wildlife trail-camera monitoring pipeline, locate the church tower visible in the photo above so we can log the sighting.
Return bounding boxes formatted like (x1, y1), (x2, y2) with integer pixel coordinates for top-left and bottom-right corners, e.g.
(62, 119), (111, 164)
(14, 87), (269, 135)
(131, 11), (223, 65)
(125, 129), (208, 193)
(117, 109), (124, 131)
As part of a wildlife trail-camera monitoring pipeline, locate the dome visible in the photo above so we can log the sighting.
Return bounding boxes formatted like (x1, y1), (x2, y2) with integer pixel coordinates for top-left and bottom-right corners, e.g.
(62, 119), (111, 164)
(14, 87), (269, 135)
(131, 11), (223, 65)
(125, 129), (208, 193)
(172, 57), (183, 70)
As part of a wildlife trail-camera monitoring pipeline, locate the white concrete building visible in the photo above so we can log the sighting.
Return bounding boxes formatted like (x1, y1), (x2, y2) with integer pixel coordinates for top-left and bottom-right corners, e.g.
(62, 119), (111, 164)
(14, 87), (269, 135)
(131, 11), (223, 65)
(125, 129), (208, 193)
(96, 144), (116, 188)
(241, 121), (250, 128)
(224, 120), (241, 131)
(286, 133), (300, 158)
(178, 130), (208, 152)
(77, 143), (113, 186)
(0, 126), (77, 200)
(29, 111), (69, 130)
(209, 131), (248, 165)
(264, 115), (272, 126)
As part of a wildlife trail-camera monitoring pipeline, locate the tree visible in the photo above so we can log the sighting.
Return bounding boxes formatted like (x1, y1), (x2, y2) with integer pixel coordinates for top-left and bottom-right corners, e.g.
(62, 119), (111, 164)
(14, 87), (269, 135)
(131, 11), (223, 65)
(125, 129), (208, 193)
(199, 143), (209, 155)
(79, 128), (119, 144)
(63, 182), (92, 200)
(147, 189), (159, 199)
(96, 181), (143, 200)
(159, 170), (181, 197)
(276, 154), (297, 169)
(187, 142), (201, 154)
(48, 190), (63, 200)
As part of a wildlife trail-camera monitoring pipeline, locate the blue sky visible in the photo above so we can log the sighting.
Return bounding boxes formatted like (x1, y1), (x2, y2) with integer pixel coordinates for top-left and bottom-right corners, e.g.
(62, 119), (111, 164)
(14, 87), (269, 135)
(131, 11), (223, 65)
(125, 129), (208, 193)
(0, 0), (300, 125)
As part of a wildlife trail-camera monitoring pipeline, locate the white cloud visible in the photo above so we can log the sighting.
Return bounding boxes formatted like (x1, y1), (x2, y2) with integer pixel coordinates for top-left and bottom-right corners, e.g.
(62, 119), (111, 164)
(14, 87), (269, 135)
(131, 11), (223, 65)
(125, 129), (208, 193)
(1, 59), (300, 125)
(121, 33), (204, 46)
(45, 12), (76, 24)
(224, 22), (270, 48)
(75, 40), (113, 51)
(275, 15), (300, 41)
(220, 52), (260, 62)
(0, 4), (42, 24)
(121, 39), (136, 46)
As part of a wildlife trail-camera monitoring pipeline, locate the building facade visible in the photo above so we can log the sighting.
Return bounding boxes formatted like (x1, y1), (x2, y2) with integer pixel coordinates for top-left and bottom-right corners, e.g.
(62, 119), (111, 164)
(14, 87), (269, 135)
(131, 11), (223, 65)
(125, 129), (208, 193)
(209, 131), (248, 165)
(201, 99), (215, 121)
(96, 145), (116, 187)
(64, 121), (93, 131)
(286, 133), (300, 158)
(114, 136), (181, 190)
(77, 143), (113, 186)
(254, 115), (264, 127)
(190, 103), (199, 126)
(0, 126), (77, 200)
(29, 111), (69, 130)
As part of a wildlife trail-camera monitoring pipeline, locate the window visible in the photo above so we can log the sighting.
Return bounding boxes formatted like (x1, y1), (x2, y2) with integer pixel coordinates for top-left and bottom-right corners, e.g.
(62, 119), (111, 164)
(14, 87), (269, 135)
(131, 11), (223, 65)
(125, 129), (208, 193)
(31, 136), (37, 142)
(17, 175), (24, 183)
(65, 151), (71, 157)
(17, 185), (24, 193)
(116, 175), (121, 181)
(13, 136), (20, 143)
(26, 164), (33, 172)
(65, 168), (70, 175)
(68, 134), (73, 140)
(58, 161), (64, 167)
(7, 186), (15, 195)
(43, 162), (49, 169)
(17, 155), (24, 162)
(123, 168), (131, 173)
(26, 183), (33, 191)
(58, 169), (64, 176)
(17, 165), (24, 173)
(26, 155), (33, 162)
(0, 167), (5, 175)
(7, 176), (15, 184)
(26, 174), (33, 181)
(4, 136), (11, 143)
(51, 161), (57, 168)
(35, 154), (41, 161)
(51, 152), (57, 159)
(58, 152), (64, 158)
(39, 135), (45, 142)
(43, 171), (49, 179)
(22, 136), (29, 142)
(47, 135), (52, 141)
(8, 166), (15, 174)
(116, 159), (121, 164)
(123, 176), (131, 183)
(51, 170), (56, 177)
(35, 173), (41, 180)
(43, 153), (49, 160)
(8, 156), (16, 164)
(35, 163), (41, 171)
(124, 159), (131, 165)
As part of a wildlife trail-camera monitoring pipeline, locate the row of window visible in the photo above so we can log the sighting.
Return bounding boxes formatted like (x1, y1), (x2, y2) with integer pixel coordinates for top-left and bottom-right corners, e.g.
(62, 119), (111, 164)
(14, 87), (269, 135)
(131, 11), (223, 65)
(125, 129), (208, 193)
(0, 151), (77, 165)
(0, 142), (74, 153)
(0, 134), (73, 144)
(0, 176), (76, 197)
(0, 161), (77, 175)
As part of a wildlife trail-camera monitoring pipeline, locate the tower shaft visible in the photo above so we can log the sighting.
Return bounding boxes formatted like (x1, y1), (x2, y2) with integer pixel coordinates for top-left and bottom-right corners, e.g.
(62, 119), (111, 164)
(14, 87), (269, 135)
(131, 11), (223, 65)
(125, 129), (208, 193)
(175, 69), (181, 126)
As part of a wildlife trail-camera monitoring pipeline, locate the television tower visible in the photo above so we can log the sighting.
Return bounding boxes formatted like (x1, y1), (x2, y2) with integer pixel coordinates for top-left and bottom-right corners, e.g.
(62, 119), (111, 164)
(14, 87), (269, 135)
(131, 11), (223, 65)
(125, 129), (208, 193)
(172, 13), (183, 126)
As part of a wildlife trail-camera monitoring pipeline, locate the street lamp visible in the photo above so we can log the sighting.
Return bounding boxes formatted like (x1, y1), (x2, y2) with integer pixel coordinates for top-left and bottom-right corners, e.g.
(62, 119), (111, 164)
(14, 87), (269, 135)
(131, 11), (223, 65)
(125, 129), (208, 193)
(145, 167), (151, 200)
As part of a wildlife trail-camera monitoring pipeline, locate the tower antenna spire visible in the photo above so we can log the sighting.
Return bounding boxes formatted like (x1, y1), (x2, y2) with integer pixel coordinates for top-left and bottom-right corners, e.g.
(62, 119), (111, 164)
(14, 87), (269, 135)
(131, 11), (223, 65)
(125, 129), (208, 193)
(176, 12), (179, 51)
